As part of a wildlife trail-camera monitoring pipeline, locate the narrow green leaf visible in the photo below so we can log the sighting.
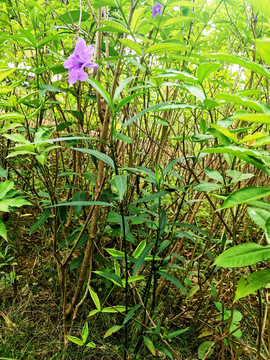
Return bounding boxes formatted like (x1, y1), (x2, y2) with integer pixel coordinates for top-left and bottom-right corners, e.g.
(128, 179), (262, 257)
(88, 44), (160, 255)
(88, 285), (101, 311)
(145, 43), (186, 54)
(67, 335), (84, 346)
(105, 248), (125, 257)
(72, 191), (86, 217)
(123, 304), (141, 325)
(143, 336), (156, 355)
(104, 325), (122, 338)
(72, 148), (115, 169)
(86, 78), (113, 110)
(119, 39), (142, 55)
(94, 271), (123, 287)
(50, 201), (115, 208)
(113, 76), (136, 101)
(0, 219), (7, 241)
(131, 190), (171, 205)
(81, 322), (89, 344)
(163, 328), (189, 339)
(194, 182), (222, 192)
(98, 20), (129, 33)
(114, 174), (127, 203)
(158, 270), (188, 296)
(133, 240), (146, 258)
(133, 242), (154, 277)
(29, 208), (50, 235)
(86, 341), (96, 348)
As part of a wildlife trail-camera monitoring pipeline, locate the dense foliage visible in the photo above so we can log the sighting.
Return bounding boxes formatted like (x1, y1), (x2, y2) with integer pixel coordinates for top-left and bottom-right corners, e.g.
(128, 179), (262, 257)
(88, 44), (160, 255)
(1, 0), (270, 359)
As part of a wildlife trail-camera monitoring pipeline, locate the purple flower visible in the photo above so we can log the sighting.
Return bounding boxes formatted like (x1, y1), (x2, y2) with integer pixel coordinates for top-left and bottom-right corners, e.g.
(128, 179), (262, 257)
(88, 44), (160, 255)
(63, 37), (98, 85)
(152, 2), (162, 19)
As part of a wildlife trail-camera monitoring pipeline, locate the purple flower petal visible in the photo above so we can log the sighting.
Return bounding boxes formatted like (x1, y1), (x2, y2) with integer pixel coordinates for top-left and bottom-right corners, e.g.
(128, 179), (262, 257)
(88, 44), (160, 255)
(63, 37), (98, 85)
(152, 2), (162, 19)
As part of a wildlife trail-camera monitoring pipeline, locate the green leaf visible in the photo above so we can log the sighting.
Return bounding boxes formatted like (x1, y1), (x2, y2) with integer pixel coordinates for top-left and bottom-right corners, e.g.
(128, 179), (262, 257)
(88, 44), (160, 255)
(214, 243), (270, 268)
(88, 285), (101, 311)
(164, 16), (197, 27)
(72, 148), (115, 170)
(86, 341), (96, 348)
(81, 322), (89, 344)
(123, 304), (141, 325)
(0, 68), (16, 82)
(104, 325), (122, 338)
(163, 328), (189, 339)
(226, 170), (254, 183)
(105, 248), (125, 257)
(114, 175), (127, 203)
(197, 63), (220, 83)
(133, 240), (146, 258)
(0, 167), (8, 179)
(215, 93), (263, 112)
(61, 10), (90, 24)
(0, 180), (14, 200)
(0, 198), (32, 212)
(204, 168), (224, 184)
(120, 102), (170, 132)
(256, 39), (270, 65)
(143, 336), (156, 355)
(94, 271), (123, 287)
(29, 208), (50, 235)
(119, 39), (142, 55)
(50, 201), (115, 208)
(98, 20), (129, 33)
(245, 0), (270, 18)
(247, 207), (270, 230)
(233, 113), (270, 125)
(133, 242), (154, 277)
(67, 335), (84, 346)
(194, 182), (223, 192)
(234, 270), (270, 302)
(157, 346), (173, 360)
(201, 146), (270, 175)
(209, 123), (238, 144)
(158, 270), (188, 296)
(198, 341), (214, 359)
(72, 191), (86, 217)
(115, 91), (147, 113)
(0, 219), (7, 241)
(86, 78), (113, 110)
(219, 187), (270, 210)
(131, 190), (171, 205)
(145, 43), (186, 54)
(207, 53), (270, 79)
(113, 76), (136, 101)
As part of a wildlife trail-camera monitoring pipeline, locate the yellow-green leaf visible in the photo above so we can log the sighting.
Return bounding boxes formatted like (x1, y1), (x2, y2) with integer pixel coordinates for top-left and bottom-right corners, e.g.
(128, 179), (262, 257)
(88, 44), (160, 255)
(119, 39), (142, 55)
(104, 325), (122, 338)
(145, 43), (186, 55)
(143, 336), (156, 355)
